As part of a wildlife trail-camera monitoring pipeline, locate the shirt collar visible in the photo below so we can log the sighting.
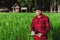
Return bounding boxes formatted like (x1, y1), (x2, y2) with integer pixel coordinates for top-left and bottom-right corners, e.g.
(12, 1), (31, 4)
(36, 14), (44, 19)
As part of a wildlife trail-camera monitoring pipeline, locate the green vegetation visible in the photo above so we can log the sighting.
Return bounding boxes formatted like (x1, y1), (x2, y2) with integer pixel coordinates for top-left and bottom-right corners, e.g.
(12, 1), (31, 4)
(0, 12), (60, 40)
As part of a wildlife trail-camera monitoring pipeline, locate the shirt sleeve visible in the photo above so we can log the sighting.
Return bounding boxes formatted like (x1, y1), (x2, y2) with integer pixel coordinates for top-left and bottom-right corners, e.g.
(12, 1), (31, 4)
(30, 19), (35, 32)
(42, 17), (50, 35)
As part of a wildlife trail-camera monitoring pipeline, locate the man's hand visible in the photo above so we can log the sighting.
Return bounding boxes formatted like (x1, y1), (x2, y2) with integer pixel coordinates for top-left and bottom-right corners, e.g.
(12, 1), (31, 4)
(31, 31), (35, 35)
(31, 31), (42, 37)
(36, 33), (42, 37)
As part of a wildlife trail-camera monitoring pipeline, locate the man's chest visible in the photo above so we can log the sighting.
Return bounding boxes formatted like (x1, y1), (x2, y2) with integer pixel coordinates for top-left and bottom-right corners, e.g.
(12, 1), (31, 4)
(34, 18), (46, 30)
(34, 18), (45, 24)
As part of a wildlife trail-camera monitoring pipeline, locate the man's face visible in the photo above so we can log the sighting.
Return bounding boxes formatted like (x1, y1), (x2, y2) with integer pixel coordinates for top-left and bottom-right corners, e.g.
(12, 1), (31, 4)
(35, 10), (41, 16)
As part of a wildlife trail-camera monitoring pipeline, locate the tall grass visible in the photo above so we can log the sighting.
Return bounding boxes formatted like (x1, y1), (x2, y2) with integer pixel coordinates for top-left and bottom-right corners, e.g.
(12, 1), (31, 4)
(0, 12), (60, 40)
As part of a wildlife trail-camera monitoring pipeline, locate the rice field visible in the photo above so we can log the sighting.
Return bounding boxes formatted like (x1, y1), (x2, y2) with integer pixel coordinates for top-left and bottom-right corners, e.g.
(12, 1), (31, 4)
(0, 12), (60, 40)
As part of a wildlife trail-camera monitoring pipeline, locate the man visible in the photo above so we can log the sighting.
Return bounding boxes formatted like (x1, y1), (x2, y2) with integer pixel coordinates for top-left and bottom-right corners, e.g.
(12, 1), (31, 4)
(30, 5), (50, 40)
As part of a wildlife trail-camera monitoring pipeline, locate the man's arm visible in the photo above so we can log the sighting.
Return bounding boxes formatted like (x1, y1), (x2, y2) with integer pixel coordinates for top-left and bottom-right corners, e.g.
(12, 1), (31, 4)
(30, 19), (35, 35)
(42, 17), (50, 35)
(31, 19), (35, 31)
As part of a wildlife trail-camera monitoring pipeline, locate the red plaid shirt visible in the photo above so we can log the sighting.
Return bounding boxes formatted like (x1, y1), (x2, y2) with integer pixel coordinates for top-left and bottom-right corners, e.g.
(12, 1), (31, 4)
(31, 14), (50, 35)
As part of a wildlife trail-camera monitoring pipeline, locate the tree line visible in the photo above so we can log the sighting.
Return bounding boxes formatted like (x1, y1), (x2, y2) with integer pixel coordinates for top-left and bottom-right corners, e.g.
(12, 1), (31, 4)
(0, 0), (60, 12)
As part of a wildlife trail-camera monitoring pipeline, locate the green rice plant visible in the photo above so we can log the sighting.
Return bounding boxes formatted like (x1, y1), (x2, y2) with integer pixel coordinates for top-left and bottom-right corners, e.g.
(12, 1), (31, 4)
(0, 12), (59, 40)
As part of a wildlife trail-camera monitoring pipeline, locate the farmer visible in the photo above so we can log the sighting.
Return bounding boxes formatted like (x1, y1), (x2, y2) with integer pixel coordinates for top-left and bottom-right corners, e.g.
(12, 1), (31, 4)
(30, 5), (50, 40)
